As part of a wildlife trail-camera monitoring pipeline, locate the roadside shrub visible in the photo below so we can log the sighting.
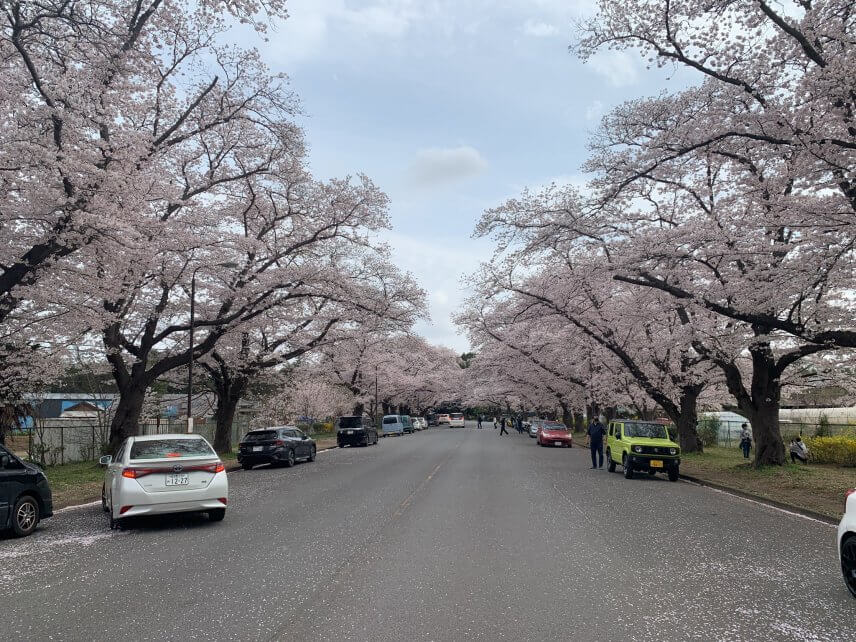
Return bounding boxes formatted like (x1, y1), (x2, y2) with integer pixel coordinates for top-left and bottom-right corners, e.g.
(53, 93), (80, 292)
(803, 436), (856, 467)
(814, 414), (831, 437)
(697, 416), (720, 447)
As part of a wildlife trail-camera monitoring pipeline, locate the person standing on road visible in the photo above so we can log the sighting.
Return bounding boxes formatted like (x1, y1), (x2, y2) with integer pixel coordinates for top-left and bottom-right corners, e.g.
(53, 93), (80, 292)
(477, 415), (483, 429)
(499, 417), (509, 436)
(493, 416), (498, 429)
(587, 417), (606, 469)
(739, 423), (752, 459)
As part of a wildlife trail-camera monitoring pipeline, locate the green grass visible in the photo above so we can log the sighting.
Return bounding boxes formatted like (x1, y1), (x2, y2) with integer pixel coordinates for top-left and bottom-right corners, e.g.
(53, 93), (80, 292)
(681, 445), (854, 519)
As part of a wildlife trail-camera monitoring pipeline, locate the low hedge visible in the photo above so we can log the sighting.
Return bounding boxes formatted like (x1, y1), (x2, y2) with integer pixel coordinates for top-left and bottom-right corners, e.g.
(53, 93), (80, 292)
(803, 436), (856, 467)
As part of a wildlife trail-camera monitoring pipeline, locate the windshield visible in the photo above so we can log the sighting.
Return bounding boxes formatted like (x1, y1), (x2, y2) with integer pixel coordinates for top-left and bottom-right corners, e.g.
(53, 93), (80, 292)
(543, 423), (567, 431)
(130, 438), (214, 460)
(338, 416), (363, 428)
(383, 416), (399, 424)
(624, 422), (669, 439)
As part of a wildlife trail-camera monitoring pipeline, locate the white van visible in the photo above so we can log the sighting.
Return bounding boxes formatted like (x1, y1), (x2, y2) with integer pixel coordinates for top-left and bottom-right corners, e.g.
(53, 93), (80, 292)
(382, 414), (406, 436)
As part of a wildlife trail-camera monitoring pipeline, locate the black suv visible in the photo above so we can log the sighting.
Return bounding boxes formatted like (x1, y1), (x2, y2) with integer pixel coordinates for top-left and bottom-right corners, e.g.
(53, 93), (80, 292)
(337, 415), (379, 447)
(1, 443), (53, 537)
(238, 427), (317, 470)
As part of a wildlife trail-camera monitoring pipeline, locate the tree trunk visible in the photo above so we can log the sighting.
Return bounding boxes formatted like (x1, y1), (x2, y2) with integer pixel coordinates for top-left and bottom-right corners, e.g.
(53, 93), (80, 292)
(559, 401), (573, 428)
(108, 375), (147, 453)
(674, 386), (703, 453)
(213, 376), (247, 454)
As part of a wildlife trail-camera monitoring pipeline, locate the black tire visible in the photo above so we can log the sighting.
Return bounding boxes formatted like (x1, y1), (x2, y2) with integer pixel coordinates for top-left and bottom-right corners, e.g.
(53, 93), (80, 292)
(648, 469), (657, 477)
(842, 535), (856, 598)
(308, 446), (316, 462)
(11, 495), (39, 537)
(623, 454), (633, 479)
(607, 451), (616, 473)
(208, 508), (226, 522)
(101, 484), (109, 512)
(109, 513), (123, 531)
(241, 462), (253, 470)
(668, 467), (679, 482)
(284, 449), (296, 467)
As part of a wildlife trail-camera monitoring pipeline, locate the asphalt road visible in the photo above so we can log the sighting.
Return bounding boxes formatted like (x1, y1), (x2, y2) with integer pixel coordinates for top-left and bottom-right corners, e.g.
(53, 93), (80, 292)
(3, 422), (854, 641)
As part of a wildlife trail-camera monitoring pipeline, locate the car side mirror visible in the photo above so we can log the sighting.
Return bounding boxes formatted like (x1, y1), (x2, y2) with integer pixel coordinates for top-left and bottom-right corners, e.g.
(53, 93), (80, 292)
(99, 455), (113, 466)
(302, 435), (308, 440)
(0, 454), (10, 468)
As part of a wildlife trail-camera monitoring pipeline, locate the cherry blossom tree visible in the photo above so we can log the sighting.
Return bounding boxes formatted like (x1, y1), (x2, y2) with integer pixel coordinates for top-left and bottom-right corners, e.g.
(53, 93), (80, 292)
(0, 0), (295, 402)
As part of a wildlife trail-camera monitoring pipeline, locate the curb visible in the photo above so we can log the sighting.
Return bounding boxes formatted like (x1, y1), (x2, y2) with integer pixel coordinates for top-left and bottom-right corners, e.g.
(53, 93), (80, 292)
(679, 473), (839, 525)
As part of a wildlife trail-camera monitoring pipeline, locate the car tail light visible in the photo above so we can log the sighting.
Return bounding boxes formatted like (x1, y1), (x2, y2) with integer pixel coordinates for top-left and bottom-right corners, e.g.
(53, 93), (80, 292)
(119, 505), (133, 514)
(218, 497), (228, 505)
(846, 489), (856, 512)
(183, 463), (226, 474)
(122, 467), (158, 479)
(274, 439), (285, 447)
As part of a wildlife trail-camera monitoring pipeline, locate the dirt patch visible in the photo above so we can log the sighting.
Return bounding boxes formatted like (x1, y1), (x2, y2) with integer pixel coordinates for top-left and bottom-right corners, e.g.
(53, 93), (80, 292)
(681, 446), (854, 520)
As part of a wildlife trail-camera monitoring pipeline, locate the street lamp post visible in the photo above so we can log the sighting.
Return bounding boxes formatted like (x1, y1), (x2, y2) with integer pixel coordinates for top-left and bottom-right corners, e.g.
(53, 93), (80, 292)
(374, 365), (379, 426)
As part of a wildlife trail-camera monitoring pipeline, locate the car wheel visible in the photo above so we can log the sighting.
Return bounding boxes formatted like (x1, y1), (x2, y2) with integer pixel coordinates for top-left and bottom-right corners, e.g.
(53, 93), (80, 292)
(11, 495), (39, 537)
(668, 467), (679, 482)
(241, 462), (253, 470)
(101, 484), (109, 512)
(623, 454), (633, 479)
(648, 469), (657, 477)
(108, 512), (124, 531)
(208, 508), (226, 522)
(842, 535), (856, 598)
(284, 449), (296, 467)
(606, 450), (616, 472)
(308, 446), (316, 462)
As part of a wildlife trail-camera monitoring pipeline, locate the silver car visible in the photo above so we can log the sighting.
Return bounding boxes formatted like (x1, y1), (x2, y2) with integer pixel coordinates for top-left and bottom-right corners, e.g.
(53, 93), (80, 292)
(100, 434), (228, 530)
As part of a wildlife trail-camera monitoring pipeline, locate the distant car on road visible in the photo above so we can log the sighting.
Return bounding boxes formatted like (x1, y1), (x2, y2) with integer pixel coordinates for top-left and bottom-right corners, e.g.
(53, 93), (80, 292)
(412, 417), (427, 430)
(382, 414), (406, 436)
(0, 443), (53, 537)
(100, 434), (228, 530)
(336, 415), (379, 447)
(537, 422), (573, 447)
(606, 420), (680, 481)
(401, 415), (415, 433)
(426, 414), (438, 426)
(449, 413), (465, 428)
(437, 413), (451, 425)
(840, 488), (856, 598)
(238, 427), (317, 469)
(529, 420), (542, 438)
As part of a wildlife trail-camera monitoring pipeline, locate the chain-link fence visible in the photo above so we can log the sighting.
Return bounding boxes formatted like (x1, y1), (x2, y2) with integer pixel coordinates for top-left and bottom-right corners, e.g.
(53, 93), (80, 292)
(714, 420), (854, 448)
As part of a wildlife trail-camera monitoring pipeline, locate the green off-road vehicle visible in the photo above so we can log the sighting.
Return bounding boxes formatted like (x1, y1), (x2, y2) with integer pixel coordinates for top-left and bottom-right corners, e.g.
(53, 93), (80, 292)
(606, 420), (681, 482)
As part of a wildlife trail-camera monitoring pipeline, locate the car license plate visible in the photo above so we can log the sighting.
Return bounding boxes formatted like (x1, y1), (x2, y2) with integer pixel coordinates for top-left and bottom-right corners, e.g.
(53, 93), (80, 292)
(554, 441), (563, 446)
(165, 474), (189, 486)
(347, 430), (354, 434)
(650, 460), (663, 468)
(253, 446), (262, 452)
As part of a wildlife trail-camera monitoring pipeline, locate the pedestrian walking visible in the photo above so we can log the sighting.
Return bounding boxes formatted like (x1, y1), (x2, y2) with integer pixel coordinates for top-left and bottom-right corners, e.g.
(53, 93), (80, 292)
(587, 417), (606, 469)
(493, 416), (498, 429)
(789, 436), (809, 464)
(499, 417), (509, 436)
(739, 423), (752, 459)
(515, 416), (523, 434)
(477, 415), (483, 429)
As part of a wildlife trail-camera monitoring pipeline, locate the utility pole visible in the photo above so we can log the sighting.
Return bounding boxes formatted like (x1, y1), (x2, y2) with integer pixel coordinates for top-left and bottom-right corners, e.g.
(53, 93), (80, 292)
(374, 365), (379, 427)
(187, 271), (196, 433)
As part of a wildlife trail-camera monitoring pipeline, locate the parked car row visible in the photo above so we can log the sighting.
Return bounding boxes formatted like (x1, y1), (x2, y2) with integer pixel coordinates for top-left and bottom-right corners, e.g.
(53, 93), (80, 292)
(381, 413), (431, 435)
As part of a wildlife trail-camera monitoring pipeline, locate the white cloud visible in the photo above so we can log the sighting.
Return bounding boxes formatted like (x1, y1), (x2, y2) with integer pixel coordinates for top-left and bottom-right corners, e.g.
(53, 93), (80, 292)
(406, 145), (488, 188)
(522, 19), (559, 38)
(587, 50), (640, 87)
(585, 99), (604, 121)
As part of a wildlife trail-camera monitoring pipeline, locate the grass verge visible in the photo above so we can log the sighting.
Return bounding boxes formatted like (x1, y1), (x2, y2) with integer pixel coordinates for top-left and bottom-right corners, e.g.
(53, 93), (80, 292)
(681, 446), (853, 520)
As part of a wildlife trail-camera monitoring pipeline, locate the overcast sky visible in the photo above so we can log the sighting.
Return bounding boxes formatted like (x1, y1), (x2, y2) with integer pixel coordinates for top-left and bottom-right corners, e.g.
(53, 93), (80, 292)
(252, 0), (693, 353)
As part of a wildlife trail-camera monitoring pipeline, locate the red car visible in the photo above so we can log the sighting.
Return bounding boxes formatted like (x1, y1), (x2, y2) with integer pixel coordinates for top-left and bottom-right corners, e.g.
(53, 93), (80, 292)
(537, 422), (573, 447)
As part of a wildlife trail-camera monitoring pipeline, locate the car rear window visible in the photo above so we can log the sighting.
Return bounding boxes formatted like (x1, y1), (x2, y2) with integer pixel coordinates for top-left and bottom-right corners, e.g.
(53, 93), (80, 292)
(243, 430), (278, 442)
(383, 416), (399, 424)
(339, 417), (363, 428)
(450, 413), (464, 419)
(130, 438), (214, 460)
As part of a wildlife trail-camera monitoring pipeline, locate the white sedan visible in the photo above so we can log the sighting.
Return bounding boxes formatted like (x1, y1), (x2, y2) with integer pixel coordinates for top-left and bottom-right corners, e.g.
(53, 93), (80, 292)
(839, 488), (856, 598)
(449, 413), (465, 428)
(100, 434), (228, 529)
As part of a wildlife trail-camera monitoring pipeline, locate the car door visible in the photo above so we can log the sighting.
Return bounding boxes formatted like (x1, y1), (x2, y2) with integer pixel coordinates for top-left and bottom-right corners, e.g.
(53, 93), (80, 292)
(292, 429), (308, 457)
(107, 441), (127, 507)
(0, 444), (18, 527)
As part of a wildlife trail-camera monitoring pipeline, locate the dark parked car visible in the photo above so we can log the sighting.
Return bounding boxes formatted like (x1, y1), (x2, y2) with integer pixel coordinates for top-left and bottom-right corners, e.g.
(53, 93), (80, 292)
(238, 427), (316, 470)
(426, 413), (439, 427)
(1, 443), (53, 537)
(337, 415), (378, 447)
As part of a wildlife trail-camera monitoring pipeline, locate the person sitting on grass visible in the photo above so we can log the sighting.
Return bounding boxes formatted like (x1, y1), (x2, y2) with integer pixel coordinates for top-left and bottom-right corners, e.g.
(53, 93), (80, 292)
(789, 436), (809, 464)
